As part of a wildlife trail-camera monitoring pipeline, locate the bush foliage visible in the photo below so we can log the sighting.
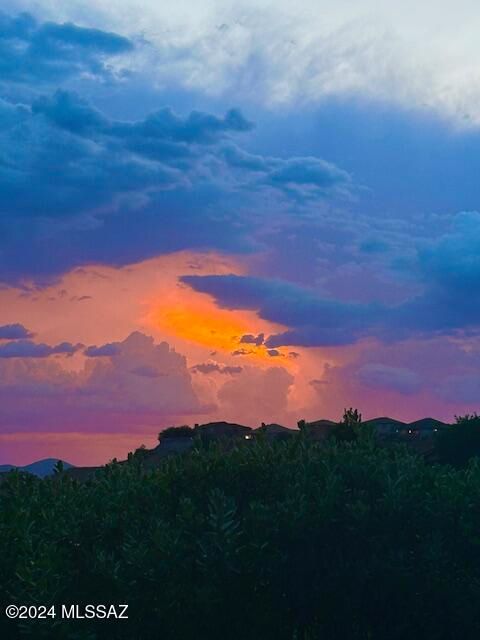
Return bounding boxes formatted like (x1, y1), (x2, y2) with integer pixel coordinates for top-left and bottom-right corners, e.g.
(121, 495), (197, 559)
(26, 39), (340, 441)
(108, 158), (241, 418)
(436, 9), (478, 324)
(2, 437), (480, 639)
(158, 425), (194, 441)
(436, 413), (480, 467)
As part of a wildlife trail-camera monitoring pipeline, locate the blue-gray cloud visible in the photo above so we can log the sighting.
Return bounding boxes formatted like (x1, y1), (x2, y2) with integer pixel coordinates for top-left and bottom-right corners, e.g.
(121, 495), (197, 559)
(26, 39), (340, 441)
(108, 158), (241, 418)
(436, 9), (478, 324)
(84, 342), (121, 357)
(32, 90), (254, 143)
(181, 266), (480, 346)
(0, 85), (351, 284)
(0, 13), (356, 286)
(181, 274), (384, 346)
(0, 11), (133, 85)
(0, 323), (33, 340)
(222, 143), (352, 199)
(0, 339), (82, 358)
(418, 211), (480, 293)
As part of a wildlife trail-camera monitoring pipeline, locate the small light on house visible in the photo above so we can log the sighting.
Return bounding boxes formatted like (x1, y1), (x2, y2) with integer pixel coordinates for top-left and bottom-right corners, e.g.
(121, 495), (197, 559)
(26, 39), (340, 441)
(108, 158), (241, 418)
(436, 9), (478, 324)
(245, 434), (252, 440)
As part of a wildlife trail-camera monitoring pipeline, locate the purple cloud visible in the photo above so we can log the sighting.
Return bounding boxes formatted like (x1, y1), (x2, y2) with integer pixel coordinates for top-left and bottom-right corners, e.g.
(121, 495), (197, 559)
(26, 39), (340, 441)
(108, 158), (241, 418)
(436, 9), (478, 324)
(84, 342), (121, 357)
(0, 323), (33, 340)
(357, 364), (421, 395)
(181, 269), (480, 347)
(129, 365), (164, 378)
(181, 274), (383, 346)
(0, 332), (207, 431)
(0, 340), (82, 358)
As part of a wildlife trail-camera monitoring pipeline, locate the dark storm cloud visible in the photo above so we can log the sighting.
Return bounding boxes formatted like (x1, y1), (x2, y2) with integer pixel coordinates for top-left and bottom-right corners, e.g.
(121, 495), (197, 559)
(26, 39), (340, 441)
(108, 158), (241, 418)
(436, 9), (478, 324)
(0, 13), (355, 285)
(32, 90), (254, 142)
(0, 11), (133, 84)
(181, 251), (480, 346)
(181, 274), (383, 346)
(0, 91), (254, 282)
(0, 94), (183, 221)
(0, 85), (351, 284)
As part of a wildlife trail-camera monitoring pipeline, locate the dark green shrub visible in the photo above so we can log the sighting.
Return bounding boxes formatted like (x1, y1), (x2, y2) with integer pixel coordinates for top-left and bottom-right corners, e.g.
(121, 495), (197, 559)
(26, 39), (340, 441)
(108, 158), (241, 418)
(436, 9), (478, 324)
(158, 425), (194, 441)
(436, 413), (480, 466)
(330, 407), (374, 443)
(1, 438), (480, 639)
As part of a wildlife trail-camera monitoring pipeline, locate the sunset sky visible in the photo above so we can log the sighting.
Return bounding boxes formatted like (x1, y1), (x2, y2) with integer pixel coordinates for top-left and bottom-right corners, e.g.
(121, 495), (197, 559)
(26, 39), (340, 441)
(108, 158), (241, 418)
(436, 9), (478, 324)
(2, 1), (480, 465)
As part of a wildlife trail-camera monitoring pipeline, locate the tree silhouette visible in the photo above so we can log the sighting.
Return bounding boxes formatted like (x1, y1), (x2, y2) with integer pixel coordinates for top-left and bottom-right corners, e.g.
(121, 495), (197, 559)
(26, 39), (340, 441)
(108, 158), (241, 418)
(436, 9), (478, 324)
(331, 407), (363, 442)
(343, 407), (362, 425)
(436, 413), (480, 466)
(53, 459), (64, 474)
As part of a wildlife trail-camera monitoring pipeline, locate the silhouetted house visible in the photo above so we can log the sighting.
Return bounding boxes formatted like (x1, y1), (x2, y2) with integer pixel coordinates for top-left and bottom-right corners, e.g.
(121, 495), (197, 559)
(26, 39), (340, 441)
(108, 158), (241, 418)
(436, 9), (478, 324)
(401, 422), (441, 458)
(194, 421), (252, 442)
(299, 419), (337, 441)
(157, 425), (195, 454)
(255, 423), (295, 441)
(363, 417), (406, 438)
(135, 440), (195, 468)
(408, 417), (448, 439)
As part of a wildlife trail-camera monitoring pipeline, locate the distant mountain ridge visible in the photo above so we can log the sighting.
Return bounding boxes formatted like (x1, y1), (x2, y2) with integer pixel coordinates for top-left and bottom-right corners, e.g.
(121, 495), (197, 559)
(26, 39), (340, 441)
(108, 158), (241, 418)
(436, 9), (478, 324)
(0, 458), (74, 478)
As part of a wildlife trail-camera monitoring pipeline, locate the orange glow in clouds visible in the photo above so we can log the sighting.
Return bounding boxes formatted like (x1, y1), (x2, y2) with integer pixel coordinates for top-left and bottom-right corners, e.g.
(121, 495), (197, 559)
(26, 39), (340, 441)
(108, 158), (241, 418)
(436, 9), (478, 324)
(164, 304), (248, 351)
(151, 292), (291, 365)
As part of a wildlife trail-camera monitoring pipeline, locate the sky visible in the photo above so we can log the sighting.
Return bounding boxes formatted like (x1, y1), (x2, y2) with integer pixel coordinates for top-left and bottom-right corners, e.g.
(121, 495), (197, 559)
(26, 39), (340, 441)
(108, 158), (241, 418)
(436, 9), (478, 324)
(2, 1), (480, 465)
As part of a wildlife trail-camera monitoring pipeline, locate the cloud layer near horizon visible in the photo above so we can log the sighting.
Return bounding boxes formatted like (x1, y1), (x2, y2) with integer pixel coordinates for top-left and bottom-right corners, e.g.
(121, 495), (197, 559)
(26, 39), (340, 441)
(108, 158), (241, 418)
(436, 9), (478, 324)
(0, 325), (302, 438)
(0, 331), (205, 431)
